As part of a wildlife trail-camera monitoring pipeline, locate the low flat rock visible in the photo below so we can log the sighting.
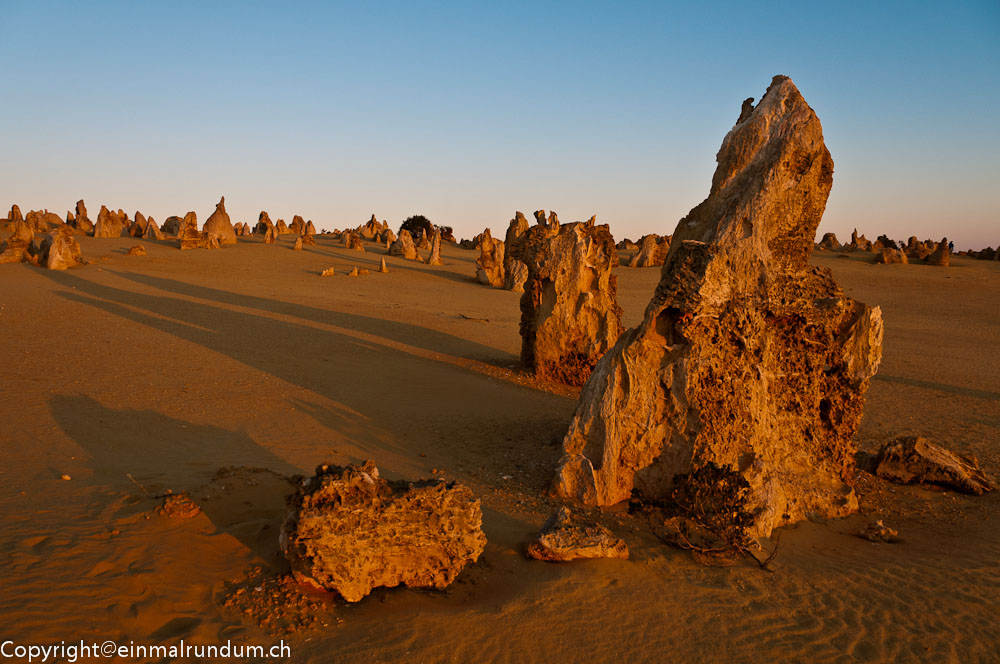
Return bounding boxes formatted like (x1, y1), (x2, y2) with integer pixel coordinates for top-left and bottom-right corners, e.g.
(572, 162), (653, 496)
(527, 507), (628, 562)
(874, 436), (992, 495)
(280, 461), (486, 602)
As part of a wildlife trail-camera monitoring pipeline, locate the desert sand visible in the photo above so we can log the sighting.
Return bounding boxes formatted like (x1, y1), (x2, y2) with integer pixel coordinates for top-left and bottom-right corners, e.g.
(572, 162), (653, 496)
(1, 233), (998, 662)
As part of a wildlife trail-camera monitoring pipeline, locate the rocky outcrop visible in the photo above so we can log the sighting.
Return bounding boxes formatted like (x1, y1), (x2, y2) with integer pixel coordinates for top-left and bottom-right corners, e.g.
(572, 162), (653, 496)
(128, 211), (149, 237)
(380, 228), (397, 245)
(280, 461), (486, 602)
(300, 233), (316, 246)
(264, 226), (277, 244)
(818, 232), (840, 251)
(874, 436), (992, 495)
(872, 234), (897, 251)
(178, 212), (208, 250)
(254, 211), (274, 235)
(924, 238), (949, 266)
(503, 212), (530, 292)
(358, 215), (386, 240)
(848, 228), (871, 252)
(389, 230), (419, 260)
(628, 234), (671, 267)
(427, 229), (443, 265)
(519, 218), (622, 386)
(305, 220), (316, 236)
(551, 76), (883, 537)
(292, 236), (304, 251)
(617, 239), (638, 251)
(876, 247), (908, 264)
(126, 244), (146, 256)
(379, 257), (388, 273)
(38, 227), (83, 270)
(344, 231), (365, 252)
(0, 219), (37, 264)
(161, 216), (183, 236)
(72, 200), (93, 234)
(275, 219), (289, 234)
(93, 205), (128, 238)
(203, 197), (237, 245)
(526, 507), (628, 561)
(290, 215), (306, 235)
(143, 217), (163, 240)
(475, 229), (505, 287)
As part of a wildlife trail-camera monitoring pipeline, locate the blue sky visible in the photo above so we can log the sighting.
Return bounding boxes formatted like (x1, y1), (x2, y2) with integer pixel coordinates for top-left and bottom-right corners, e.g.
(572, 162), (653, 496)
(1, 1), (997, 249)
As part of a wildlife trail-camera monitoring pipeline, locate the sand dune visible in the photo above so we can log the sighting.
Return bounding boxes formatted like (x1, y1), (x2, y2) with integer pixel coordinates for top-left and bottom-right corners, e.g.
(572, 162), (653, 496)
(1, 234), (997, 662)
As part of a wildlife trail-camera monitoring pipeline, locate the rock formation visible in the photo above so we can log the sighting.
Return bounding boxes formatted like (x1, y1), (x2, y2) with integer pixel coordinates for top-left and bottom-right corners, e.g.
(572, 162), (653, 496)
(293, 236), (303, 251)
(379, 257), (388, 273)
(305, 220), (316, 236)
(280, 461), (486, 602)
(254, 211), (274, 235)
(416, 229), (431, 250)
(344, 231), (365, 252)
(389, 230), (419, 260)
(503, 212), (530, 292)
(264, 226), (277, 244)
(358, 215), (386, 240)
(72, 200), (93, 234)
(320, 267), (336, 277)
(872, 234), (897, 251)
(526, 507), (628, 561)
(518, 218), (621, 386)
(161, 216), (183, 236)
(38, 227), (83, 270)
(143, 217), (164, 240)
(876, 247), (908, 264)
(203, 197), (237, 246)
(290, 215), (306, 235)
(617, 238), (638, 251)
(551, 76), (884, 537)
(924, 238), (949, 266)
(275, 219), (289, 234)
(874, 436), (992, 495)
(0, 218), (36, 264)
(93, 205), (128, 238)
(178, 212), (207, 250)
(427, 229), (443, 265)
(818, 232), (840, 251)
(474, 229), (505, 287)
(848, 228), (871, 251)
(126, 244), (146, 256)
(300, 233), (316, 246)
(628, 234), (671, 267)
(129, 211), (149, 237)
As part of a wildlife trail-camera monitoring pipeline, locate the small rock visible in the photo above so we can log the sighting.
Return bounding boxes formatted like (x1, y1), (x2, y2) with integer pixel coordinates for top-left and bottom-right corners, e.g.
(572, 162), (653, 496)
(859, 520), (898, 543)
(60, 474), (71, 481)
(527, 507), (628, 562)
(320, 267), (335, 277)
(874, 436), (992, 494)
(157, 492), (202, 519)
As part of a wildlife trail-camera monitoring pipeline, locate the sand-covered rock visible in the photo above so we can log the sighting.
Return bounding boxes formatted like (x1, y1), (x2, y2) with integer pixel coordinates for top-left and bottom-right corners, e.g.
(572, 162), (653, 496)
(475, 229), (505, 287)
(519, 218), (622, 387)
(38, 227), (83, 270)
(280, 461), (486, 602)
(126, 244), (146, 256)
(627, 234), (671, 267)
(203, 197), (237, 246)
(389, 230), (419, 260)
(551, 76), (883, 537)
(527, 507), (628, 561)
(859, 520), (898, 543)
(874, 436), (992, 495)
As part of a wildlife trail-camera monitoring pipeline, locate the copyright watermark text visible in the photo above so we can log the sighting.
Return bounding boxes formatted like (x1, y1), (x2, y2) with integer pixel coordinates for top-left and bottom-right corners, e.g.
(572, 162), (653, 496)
(2, 639), (290, 662)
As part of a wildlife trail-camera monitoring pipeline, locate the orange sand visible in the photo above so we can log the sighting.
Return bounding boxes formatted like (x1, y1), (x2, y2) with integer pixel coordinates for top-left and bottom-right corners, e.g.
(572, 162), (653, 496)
(1, 234), (997, 662)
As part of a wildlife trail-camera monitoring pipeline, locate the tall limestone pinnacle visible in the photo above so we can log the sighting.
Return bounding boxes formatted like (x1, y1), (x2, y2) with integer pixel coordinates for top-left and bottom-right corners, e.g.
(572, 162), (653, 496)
(551, 75), (884, 536)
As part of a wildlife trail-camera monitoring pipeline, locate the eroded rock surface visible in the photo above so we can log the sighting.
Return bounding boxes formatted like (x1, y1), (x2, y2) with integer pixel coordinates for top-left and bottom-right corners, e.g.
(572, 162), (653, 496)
(503, 212), (530, 291)
(519, 218), (622, 387)
(874, 436), (992, 495)
(551, 76), (883, 537)
(527, 507), (628, 561)
(427, 229), (444, 265)
(280, 461), (486, 602)
(475, 229), (505, 287)
(39, 227), (84, 270)
(389, 230), (419, 260)
(203, 196), (237, 246)
(628, 234), (671, 267)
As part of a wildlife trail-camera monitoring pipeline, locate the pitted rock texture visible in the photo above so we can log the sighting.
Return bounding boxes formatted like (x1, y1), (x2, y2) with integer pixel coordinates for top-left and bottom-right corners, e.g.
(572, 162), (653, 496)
(503, 212), (530, 291)
(203, 197), (237, 245)
(474, 228), (505, 287)
(518, 217), (621, 387)
(551, 76), (883, 537)
(254, 211), (274, 235)
(280, 461), (487, 602)
(39, 227), (83, 270)
(874, 436), (992, 495)
(93, 205), (128, 238)
(526, 507), (628, 561)
(818, 232), (840, 251)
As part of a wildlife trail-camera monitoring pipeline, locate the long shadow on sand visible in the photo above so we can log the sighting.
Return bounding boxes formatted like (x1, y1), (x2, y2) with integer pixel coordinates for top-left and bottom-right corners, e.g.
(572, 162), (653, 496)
(106, 270), (508, 362)
(874, 374), (1000, 402)
(48, 394), (299, 560)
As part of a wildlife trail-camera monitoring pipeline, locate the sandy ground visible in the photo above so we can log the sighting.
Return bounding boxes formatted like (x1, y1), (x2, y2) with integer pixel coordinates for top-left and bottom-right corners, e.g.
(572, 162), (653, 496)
(1, 233), (997, 663)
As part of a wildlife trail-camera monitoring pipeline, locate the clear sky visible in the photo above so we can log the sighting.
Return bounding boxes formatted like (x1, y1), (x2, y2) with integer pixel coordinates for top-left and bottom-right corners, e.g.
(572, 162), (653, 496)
(1, 1), (997, 249)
